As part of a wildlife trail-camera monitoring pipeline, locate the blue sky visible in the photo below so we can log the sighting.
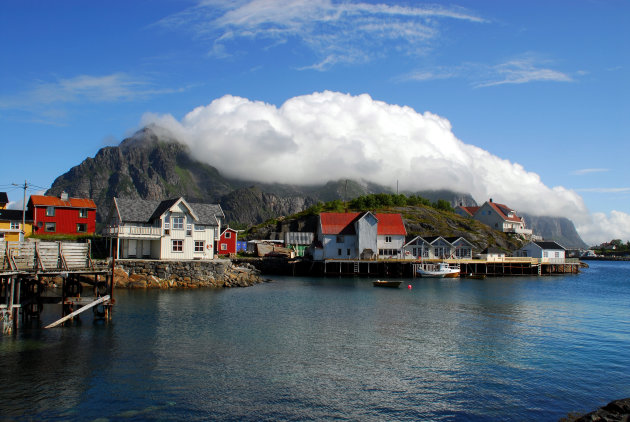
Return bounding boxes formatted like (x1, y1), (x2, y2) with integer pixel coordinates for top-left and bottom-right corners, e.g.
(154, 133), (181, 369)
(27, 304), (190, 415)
(1, 0), (628, 244)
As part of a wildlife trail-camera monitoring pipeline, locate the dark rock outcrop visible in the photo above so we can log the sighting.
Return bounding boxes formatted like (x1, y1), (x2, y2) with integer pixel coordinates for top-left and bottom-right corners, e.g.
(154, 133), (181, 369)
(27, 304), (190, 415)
(562, 398), (630, 422)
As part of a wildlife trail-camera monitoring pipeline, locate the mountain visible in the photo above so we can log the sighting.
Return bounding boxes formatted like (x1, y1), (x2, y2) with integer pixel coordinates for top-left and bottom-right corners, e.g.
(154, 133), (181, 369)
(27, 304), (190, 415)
(522, 214), (588, 249)
(46, 126), (588, 248)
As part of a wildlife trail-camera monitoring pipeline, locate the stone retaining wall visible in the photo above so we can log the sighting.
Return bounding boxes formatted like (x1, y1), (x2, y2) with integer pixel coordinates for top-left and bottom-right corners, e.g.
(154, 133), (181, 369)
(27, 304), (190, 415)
(114, 259), (262, 288)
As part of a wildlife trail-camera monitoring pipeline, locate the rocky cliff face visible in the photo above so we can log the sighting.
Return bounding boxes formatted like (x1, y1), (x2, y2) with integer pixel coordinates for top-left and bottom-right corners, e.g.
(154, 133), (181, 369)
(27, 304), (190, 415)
(522, 214), (588, 249)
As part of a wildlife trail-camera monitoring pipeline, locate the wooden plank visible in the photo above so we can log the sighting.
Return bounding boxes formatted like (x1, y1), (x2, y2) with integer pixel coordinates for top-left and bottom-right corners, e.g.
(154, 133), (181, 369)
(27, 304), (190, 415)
(44, 295), (110, 329)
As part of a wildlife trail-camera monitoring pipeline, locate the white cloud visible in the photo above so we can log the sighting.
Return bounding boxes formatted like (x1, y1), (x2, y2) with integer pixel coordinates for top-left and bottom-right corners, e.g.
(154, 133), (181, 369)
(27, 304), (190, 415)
(0, 73), (184, 109)
(576, 187), (630, 193)
(401, 55), (574, 87)
(140, 90), (630, 244)
(158, 0), (486, 69)
(577, 211), (630, 246)
(571, 168), (609, 175)
(475, 56), (573, 87)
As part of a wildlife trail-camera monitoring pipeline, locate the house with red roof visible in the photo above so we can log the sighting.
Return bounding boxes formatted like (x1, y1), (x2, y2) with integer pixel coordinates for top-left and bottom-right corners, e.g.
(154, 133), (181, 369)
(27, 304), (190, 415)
(313, 212), (406, 260)
(456, 199), (532, 236)
(28, 192), (97, 236)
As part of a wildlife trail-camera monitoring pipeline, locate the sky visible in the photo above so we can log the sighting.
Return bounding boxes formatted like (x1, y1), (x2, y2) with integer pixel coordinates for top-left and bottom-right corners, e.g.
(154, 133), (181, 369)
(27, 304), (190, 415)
(1, 0), (628, 245)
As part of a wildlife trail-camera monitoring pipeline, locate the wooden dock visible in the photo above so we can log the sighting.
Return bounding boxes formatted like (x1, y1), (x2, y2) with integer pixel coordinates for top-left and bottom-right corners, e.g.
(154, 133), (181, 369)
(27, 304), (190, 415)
(1, 241), (113, 334)
(319, 257), (582, 277)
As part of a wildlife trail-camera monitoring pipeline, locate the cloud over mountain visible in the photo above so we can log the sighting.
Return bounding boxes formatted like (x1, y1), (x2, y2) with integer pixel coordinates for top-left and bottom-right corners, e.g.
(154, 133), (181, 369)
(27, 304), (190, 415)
(142, 91), (626, 245)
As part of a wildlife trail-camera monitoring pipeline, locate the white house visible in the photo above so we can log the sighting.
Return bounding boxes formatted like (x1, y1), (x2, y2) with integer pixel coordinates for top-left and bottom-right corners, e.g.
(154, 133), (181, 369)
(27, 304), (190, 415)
(104, 197), (224, 260)
(456, 199), (532, 235)
(479, 247), (506, 262)
(313, 212), (406, 261)
(515, 241), (566, 262)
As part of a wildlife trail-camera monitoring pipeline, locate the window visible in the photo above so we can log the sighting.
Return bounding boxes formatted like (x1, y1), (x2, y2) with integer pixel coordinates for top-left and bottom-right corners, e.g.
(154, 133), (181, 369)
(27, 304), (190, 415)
(555, 252), (560, 258)
(10, 222), (19, 230)
(225, 231), (231, 239)
(195, 224), (204, 231)
(172, 240), (183, 252)
(164, 216), (170, 229)
(172, 216), (184, 230)
(195, 241), (204, 252)
(79, 208), (88, 218)
(543, 251), (548, 258)
(385, 236), (392, 243)
(46, 206), (55, 216)
(76, 223), (87, 233)
(336, 235), (344, 243)
(422, 248), (429, 258)
(338, 248), (342, 256)
(45, 222), (56, 232)
(221, 244), (227, 251)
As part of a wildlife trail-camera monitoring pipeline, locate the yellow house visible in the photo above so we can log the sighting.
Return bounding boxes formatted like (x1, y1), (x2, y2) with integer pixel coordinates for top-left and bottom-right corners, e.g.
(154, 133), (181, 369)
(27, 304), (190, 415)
(0, 192), (33, 242)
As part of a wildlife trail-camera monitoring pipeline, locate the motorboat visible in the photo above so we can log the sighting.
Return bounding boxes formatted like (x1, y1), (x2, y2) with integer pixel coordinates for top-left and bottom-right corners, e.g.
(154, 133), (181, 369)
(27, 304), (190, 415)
(416, 262), (460, 278)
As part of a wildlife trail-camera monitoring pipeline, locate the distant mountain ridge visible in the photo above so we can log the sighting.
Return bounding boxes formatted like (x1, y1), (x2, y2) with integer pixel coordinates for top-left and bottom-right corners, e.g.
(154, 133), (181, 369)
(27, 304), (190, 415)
(46, 126), (588, 248)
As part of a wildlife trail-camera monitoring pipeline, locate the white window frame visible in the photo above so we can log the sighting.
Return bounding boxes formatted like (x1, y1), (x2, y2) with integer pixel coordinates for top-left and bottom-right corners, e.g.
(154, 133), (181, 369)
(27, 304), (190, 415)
(225, 231), (231, 239)
(195, 224), (204, 231)
(172, 216), (184, 230)
(172, 239), (183, 252)
(194, 240), (204, 252)
(79, 208), (88, 218)
(46, 206), (55, 216)
(221, 243), (227, 251)
(10, 222), (20, 230)
(385, 236), (392, 243)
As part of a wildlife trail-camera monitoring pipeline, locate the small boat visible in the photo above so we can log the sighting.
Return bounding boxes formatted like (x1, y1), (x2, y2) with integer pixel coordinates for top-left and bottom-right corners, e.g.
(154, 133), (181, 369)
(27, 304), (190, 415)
(465, 273), (487, 279)
(416, 262), (460, 278)
(373, 280), (402, 288)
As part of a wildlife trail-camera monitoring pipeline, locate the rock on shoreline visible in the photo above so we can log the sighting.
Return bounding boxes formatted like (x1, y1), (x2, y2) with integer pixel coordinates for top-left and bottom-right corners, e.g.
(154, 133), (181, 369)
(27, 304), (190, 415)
(561, 398), (630, 422)
(113, 259), (263, 288)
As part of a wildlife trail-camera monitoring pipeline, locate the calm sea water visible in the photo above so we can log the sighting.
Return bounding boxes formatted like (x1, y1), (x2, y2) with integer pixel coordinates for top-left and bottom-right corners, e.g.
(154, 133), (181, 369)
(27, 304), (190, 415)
(1, 260), (629, 421)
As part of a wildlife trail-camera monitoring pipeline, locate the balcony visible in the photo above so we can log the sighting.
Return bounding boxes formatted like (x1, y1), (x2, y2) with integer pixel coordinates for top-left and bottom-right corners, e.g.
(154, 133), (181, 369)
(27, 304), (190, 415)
(103, 225), (162, 238)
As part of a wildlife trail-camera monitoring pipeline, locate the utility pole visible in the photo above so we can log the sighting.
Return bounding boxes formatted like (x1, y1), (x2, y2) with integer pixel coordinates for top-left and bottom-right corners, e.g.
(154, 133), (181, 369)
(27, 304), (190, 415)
(11, 180), (29, 240)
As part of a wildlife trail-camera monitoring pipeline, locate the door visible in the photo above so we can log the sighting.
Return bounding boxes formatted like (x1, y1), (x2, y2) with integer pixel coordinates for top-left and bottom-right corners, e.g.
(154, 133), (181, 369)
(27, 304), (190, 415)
(128, 239), (137, 257)
(143, 240), (151, 257)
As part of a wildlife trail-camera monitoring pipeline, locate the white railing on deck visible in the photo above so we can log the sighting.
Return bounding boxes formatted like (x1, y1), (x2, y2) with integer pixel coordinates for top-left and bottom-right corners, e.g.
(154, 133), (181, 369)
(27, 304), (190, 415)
(103, 225), (162, 237)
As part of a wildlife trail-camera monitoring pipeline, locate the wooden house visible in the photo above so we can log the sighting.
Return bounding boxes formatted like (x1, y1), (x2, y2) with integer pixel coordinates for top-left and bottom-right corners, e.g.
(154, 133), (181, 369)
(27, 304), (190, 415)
(28, 192), (96, 235)
(104, 197), (224, 260)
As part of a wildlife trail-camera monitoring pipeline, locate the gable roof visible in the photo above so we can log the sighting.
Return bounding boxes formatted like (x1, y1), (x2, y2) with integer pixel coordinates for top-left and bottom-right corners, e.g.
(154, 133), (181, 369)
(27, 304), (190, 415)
(444, 236), (474, 247)
(319, 212), (406, 236)
(320, 212), (362, 235)
(485, 201), (523, 223)
(114, 197), (224, 225)
(29, 195), (96, 209)
(533, 241), (565, 250)
(375, 213), (406, 236)
(457, 206), (479, 216)
(403, 236), (431, 247)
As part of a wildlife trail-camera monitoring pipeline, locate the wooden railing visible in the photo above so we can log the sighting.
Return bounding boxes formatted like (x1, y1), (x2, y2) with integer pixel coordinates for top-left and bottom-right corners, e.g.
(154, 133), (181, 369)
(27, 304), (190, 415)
(103, 225), (162, 237)
(1, 241), (92, 271)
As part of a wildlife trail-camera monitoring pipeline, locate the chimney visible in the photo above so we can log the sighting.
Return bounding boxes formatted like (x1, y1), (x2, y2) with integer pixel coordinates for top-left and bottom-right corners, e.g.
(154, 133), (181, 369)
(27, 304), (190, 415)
(489, 198), (493, 203)
(60, 191), (69, 201)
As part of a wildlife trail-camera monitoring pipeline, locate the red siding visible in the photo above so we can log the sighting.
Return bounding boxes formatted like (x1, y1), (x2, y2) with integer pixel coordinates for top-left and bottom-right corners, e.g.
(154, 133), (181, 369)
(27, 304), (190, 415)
(217, 229), (237, 255)
(32, 206), (96, 235)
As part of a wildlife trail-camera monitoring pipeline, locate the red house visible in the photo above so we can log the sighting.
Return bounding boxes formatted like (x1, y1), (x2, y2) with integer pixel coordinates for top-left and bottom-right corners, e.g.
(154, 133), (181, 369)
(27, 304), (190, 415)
(216, 227), (238, 256)
(29, 192), (97, 235)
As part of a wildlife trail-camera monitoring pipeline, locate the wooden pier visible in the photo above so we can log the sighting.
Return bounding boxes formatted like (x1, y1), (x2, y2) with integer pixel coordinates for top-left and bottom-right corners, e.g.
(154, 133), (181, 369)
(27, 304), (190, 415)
(1, 241), (113, 334)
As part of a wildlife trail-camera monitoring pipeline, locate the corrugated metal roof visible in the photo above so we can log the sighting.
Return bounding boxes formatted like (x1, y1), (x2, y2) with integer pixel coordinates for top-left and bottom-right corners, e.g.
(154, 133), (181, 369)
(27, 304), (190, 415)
(375, 213), (406, 235)
(319, 212), (406, 236)
(30, 195), (96, 209)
